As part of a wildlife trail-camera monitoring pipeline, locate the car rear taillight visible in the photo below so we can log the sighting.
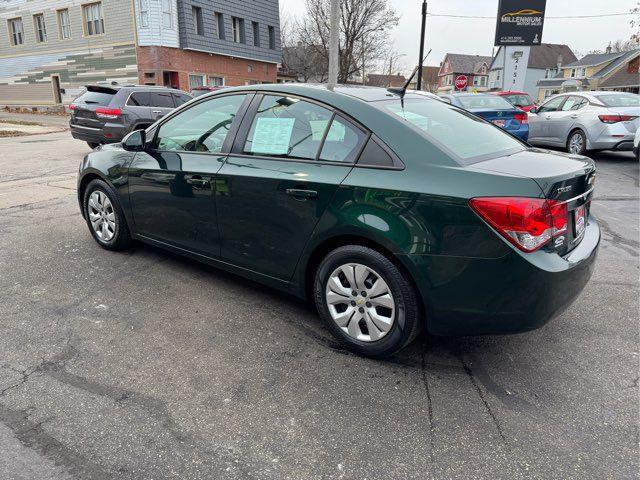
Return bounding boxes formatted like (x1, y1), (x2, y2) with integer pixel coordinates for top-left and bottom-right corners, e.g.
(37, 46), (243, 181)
(598, 114), (638, 123)
(95, 107), (121, 119)
(514, 112), (528, 124)
(469, 197), (568, 252)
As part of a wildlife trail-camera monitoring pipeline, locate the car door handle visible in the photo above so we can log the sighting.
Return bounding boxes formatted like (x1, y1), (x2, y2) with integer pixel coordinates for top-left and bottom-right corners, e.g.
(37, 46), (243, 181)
(186, 175), (210, 186)
(152, 110), (163, 114)
(286, 188), (318, 199)
(570, 114), (578, 119)
(545, 115), (551, 120)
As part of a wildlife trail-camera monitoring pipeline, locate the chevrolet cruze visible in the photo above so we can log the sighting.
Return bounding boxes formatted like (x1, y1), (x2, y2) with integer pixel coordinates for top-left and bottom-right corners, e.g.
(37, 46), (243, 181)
(77, 84), (599, 358)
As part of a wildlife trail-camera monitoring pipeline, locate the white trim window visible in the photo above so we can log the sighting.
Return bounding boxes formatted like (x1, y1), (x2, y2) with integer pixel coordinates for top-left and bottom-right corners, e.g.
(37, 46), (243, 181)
(137, 0), (149, 28)
(208, 76), (224, 87)
(189, 73), (205, 89)
(33, 13), (47, 43)
(83, 2), (104, 36)
(570, 67), (586, 78)
(161, 0), (173, 29)
(8, 18), (24, 46)
(57, 9), (71, 39)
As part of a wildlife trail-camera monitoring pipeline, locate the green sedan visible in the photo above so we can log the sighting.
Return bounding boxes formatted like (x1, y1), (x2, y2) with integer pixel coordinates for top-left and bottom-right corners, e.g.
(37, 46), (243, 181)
(77, 84), (599, 358)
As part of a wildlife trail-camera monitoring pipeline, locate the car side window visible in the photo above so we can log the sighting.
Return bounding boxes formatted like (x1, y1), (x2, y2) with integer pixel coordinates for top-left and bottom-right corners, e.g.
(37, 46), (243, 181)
(243, 95), (333, 159)
(570, 97), (587, 111)
(127, 92), (150, 107)
(318, 115), (367, 163)
(155, 94), (247, 153)
(150, 92), (175, 109)
(561, 96), (583, 111)
(538, 96), (565, 113)
(173, 93), (192, 106)
(357, 136), (400, 168)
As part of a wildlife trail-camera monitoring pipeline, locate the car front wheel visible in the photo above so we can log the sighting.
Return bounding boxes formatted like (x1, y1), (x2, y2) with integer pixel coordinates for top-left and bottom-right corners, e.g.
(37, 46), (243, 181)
(567, 129), (587, 155)
(83, 179), (132, 251)
(314, 245), (422, 358)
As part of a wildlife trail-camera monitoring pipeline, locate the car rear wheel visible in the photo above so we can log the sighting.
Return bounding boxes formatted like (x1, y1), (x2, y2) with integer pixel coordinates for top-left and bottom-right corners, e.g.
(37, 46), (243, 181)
(83, 179), (132, 251)
(314, 245), (421, 358)
(87, 142), (100, 149)
(567, 129), (587, 155)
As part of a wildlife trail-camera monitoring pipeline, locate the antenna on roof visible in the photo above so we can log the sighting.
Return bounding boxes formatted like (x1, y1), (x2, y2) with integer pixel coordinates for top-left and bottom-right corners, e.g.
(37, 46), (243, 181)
(387, 49), (431, 99)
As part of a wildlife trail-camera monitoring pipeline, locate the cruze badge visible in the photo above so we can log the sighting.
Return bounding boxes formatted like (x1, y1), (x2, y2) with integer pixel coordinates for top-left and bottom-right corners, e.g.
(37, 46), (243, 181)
(557, 185), (572, 194)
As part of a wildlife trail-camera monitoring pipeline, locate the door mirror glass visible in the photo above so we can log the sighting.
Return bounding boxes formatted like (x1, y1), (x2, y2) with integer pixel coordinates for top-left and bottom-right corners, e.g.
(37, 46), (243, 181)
(529, 106), (538, 114)
(122, 129), (146, 151)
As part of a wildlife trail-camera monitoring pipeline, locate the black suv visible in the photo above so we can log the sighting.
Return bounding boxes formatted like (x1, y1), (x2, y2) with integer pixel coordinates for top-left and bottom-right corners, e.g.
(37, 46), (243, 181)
(70, 85), (192, 148)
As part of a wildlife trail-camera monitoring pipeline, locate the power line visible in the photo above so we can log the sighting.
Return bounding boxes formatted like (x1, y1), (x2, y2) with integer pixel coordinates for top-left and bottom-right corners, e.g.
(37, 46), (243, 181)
(427, 12), (634, 19)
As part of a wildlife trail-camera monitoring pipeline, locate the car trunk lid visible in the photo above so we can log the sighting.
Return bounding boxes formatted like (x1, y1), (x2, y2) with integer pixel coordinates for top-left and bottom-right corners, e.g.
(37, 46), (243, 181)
(470, 148), (596, 254)
(470, 109), (525, 132)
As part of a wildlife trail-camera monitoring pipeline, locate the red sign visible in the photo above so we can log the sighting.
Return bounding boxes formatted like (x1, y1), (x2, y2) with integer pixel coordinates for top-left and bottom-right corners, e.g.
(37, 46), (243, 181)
(455, 75), (468, 90)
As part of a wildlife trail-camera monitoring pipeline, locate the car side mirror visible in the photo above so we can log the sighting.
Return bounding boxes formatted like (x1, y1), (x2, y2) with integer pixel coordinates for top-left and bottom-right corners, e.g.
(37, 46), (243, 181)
(529, 106), (538, 114)
(122, 129), (146, 152)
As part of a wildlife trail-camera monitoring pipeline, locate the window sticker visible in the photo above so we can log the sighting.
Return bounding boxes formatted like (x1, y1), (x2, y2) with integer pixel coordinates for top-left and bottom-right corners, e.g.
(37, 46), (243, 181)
(249, 117), (295, 154)
(309, 120), (329, 141)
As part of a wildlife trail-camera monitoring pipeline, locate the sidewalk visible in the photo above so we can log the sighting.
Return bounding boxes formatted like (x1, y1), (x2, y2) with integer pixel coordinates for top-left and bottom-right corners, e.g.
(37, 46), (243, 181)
(0, 111), (70, 129)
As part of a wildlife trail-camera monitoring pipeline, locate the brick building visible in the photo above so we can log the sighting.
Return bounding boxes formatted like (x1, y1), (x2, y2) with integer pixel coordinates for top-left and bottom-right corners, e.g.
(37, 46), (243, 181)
(0, 0), (280, 106)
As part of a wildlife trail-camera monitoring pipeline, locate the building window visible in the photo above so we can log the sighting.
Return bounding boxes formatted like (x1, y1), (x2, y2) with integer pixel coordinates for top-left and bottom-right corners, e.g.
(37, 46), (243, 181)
(215, 12), (224, 39)
(570, 67), (586, 78)
(8, 18), (23, 46)
(57, 9), (71, 39)
(33, 13), (47, 43)
(189, 73), (205, 90)
(232, 17), (244, 43)
(192, 6), (203, 35)
(137, 0), (149, 28)
(208, 76), (224, 87)
(161, 0), (172, 29)
(252, 21), (259, 47)
(83, 2), (104, 36)
(545, 68), (556, 79)
(268, 25), (275, 50)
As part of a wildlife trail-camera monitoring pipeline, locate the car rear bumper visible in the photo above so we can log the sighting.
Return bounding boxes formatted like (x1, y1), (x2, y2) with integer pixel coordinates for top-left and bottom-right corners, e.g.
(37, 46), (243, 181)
(406, 215), (600, 336)
(69, 122), (127, 144)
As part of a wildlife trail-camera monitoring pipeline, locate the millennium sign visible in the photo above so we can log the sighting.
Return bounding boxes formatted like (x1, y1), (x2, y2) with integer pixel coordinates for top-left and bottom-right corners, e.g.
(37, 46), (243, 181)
(495, 0), (546, 46)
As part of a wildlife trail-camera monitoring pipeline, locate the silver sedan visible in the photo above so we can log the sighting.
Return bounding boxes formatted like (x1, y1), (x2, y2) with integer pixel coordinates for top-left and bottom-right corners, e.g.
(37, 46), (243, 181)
(528, 91), (639, 155)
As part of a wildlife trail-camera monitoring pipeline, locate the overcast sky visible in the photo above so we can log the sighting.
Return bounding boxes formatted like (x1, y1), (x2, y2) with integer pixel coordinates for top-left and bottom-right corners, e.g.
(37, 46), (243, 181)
(280, 0), (639, 72)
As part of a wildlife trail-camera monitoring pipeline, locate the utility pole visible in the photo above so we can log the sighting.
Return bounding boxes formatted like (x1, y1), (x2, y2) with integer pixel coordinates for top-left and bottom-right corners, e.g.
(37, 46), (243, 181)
(416, 0), (427, 91)
(327, 0), (340, 89)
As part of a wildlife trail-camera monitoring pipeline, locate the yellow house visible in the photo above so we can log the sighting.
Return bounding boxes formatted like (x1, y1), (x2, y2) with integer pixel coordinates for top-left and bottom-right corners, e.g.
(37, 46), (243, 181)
(536, 49), (640, 102)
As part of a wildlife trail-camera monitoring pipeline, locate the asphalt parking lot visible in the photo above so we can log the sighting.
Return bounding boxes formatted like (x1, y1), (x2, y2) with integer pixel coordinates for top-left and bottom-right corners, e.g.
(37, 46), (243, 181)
(0, 120), (638, 480)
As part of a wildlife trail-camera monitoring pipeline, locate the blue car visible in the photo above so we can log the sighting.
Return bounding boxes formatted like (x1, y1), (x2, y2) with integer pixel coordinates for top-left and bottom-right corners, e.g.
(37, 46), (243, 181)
(439, 93), (529, 142)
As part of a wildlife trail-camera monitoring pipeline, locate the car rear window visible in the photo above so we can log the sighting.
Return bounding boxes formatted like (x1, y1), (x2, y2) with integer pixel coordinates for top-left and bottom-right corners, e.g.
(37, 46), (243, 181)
(375, 98), (525, 164)
(504, 94), (531, 107)
(457, 95), (515, 110)
(75, 90), (115, 106)
(594, 93), (640, 107)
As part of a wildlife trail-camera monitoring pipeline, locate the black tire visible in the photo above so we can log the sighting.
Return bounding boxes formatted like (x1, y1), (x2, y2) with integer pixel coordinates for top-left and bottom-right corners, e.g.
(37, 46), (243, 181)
(313, 245), (422, 358)
(87, 142), (100, 149)
(566, 129), (587, 155)
(83, 179), (132, 251)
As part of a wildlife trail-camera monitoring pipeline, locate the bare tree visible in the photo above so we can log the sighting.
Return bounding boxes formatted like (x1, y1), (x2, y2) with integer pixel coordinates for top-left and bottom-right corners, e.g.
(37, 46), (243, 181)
(631, 1), (640, 43)
(296, 0), (399, 83)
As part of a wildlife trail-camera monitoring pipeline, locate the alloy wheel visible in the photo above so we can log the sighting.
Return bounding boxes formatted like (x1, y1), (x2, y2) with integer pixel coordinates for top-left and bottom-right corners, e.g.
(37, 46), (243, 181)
(569, 132), (584, 154)
(325, 263), (396, 342)
(88, 191), (116, 242)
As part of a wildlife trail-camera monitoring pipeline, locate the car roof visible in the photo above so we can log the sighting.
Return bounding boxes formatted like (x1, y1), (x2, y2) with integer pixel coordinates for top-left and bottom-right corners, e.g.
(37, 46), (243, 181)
(213, 83), (426, 104)
(494, 91), (528, 95)
(85, 84), (187, 93)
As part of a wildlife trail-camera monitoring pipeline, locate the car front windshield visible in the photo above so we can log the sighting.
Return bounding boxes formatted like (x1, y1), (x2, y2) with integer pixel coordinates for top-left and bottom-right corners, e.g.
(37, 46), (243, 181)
(457, 95), (515, 110)
(594, 93), (640, 107)
(375, 98), (525, 164)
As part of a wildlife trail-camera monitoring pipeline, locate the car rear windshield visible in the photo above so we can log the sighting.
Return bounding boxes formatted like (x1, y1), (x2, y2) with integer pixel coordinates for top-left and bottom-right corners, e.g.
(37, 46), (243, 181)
(75, 90), (115, 106)
(594, 93), (640, 107)
(504, 94), (531, 107)
(457, 95), (515, 110)
(375, 98), (525, 164)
